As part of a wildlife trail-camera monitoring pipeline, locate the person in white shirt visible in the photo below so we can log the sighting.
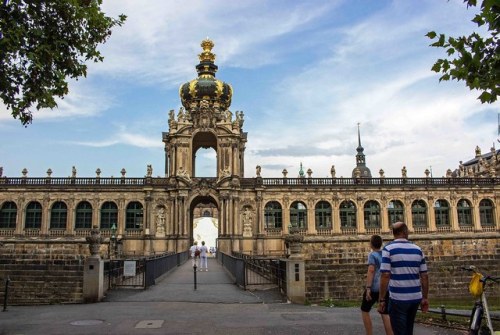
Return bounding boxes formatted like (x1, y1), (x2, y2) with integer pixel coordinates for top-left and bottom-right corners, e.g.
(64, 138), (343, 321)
(189, 241), (199, 267)
(199, 241), (209, 271)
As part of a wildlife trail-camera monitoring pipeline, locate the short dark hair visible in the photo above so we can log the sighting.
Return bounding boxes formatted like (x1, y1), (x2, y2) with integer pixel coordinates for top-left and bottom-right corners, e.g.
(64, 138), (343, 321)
(392, 222), (408, 236)
(370, 235), (383, 249)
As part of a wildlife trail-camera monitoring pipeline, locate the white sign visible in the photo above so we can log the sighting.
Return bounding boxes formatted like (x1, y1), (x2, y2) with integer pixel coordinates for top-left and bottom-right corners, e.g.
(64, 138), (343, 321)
(123, 261), (136, 277)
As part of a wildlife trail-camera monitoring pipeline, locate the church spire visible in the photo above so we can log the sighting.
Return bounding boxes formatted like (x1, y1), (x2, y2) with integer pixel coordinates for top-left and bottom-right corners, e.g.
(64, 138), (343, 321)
(357, 122), (362, 149)
(352, 123), (372, 178)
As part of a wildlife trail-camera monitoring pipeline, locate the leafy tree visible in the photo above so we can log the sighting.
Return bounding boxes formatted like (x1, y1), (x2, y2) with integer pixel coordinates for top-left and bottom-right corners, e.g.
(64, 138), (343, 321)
(426, 0), (499, 104)
(0, 0), (126, 125)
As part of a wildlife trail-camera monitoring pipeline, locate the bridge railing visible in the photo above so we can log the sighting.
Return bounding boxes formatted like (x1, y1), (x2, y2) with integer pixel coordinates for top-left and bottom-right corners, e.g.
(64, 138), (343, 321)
(103, 251), (188, 291)
(218, 251), (286, 295)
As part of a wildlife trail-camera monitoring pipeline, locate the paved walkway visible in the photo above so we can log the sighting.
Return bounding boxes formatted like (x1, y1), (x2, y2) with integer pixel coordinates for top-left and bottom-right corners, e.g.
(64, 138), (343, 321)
(105, 258), (284, 304)
(0, 258), (467, 334)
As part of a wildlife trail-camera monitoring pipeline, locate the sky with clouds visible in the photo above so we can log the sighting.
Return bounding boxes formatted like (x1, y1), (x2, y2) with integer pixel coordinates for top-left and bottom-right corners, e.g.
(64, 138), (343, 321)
(0, 0), (498, 179)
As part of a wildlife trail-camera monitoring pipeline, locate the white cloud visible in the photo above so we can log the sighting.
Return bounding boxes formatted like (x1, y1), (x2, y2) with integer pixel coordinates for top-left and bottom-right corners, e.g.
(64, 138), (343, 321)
(242, 0), (497, 178)
(93, 0), (339, 85)
(74, 125), (163, 148)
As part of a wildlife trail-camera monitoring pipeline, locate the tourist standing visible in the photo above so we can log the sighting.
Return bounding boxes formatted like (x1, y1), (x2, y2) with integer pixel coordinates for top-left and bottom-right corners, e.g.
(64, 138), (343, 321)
(378, 222), (429, 335)
(361, 235), (393, 335)
(189, 241), (199, 268)
(199, 241), (209, 271)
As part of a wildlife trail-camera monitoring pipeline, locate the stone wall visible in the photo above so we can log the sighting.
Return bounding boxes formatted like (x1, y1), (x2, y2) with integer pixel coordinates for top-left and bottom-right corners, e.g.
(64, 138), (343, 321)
(0, 242), (87, 305)
(303, 234), (500, 303)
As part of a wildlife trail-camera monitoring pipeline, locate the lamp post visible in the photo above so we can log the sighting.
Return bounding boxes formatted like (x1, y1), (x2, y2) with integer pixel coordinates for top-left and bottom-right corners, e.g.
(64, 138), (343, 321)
(110, 223), (117, 259)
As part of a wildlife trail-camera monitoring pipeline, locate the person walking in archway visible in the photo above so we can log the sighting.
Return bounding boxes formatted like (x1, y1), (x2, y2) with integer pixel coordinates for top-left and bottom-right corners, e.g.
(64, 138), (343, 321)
(199, 241), (209, 271)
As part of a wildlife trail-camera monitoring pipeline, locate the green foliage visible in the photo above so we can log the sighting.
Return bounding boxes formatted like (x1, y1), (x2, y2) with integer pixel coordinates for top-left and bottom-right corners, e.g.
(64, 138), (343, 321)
(320, 298), (335, 307)
(427, 0), (499, 104)
(0, 0), (126, 125)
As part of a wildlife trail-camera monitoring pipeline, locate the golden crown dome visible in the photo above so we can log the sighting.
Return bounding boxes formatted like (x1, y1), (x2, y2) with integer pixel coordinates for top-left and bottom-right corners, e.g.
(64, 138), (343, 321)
(179, 39), (233, 110)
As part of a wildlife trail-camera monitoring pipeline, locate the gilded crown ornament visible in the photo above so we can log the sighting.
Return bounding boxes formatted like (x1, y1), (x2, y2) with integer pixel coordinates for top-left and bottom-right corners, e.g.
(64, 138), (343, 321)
(199, 38), (216, 63)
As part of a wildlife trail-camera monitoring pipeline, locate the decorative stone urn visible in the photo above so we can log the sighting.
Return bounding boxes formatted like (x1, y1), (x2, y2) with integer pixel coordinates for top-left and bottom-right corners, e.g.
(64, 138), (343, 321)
(285, 228), (304, 259)
(86, 226), (104, 258)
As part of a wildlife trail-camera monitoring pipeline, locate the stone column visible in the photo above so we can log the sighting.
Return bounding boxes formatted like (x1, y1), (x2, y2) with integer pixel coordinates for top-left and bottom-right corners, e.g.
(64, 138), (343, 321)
(450, 201), (459, 232)
(284, 233), (305, 304)
(232, 195), (241, 253)
(117, 198), (125, 236)
(219, 197), (225, 236)
(307, 203), (316, 235)
(427, 199), (437, 232)
(16, 197), (25, 235)
(283, 200), (290, 235)
(179, 196), (187, 236)
(380, 200), (389, 233)
(84, 227), (104, 303)
(164, 146), (169, 177)
(256, 194), (264, 255)
(92, 199), (100, 230)
(332, 196), (340, 234)
(228, 195), (233, 236)
(356, 200), (366, 234)
(143, 194), (151, 234)
(404, 198), (413, 232)
(67, 199), (75, 235)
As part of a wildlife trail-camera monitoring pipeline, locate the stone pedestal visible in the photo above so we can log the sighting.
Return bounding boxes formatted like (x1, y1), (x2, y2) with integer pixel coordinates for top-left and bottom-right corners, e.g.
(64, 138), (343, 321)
(83, 256), (104, 303)
(285, 259), (306, 304)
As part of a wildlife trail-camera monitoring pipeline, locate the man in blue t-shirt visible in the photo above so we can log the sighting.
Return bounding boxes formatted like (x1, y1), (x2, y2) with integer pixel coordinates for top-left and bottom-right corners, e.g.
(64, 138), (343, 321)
(378, 222), (429, 335)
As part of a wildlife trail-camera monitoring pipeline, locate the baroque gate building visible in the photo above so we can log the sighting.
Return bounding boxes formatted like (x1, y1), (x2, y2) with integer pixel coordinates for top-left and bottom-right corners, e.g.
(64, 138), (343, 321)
(0, 40), (499, 303)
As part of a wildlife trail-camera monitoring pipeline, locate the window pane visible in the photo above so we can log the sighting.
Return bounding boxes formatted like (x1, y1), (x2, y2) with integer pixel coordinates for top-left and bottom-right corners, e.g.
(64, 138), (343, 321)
(25, 202), (42, 229)
(0, 202), (17, 229)
(76, 201), (93, 229)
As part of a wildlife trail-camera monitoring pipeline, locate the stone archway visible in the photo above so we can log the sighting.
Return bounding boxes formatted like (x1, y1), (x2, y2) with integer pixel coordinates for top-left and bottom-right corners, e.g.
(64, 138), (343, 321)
(190, 196), (219, 252)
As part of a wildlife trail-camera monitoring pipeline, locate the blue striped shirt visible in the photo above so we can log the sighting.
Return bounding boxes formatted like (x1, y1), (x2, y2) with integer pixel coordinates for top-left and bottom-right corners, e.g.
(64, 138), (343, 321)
(380, 238), (427, 303)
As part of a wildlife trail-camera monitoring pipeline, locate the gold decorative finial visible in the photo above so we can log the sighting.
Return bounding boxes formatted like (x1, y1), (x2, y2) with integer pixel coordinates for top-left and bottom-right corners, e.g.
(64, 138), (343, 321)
(199, 38), (216, 62)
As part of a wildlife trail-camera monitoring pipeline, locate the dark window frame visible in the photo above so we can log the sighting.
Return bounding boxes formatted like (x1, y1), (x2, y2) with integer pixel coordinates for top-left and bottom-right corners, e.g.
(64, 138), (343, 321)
(0, 201), (17, 229)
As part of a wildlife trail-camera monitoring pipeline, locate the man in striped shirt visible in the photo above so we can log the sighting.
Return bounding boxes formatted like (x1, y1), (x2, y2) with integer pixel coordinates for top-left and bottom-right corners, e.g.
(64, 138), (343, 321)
(377, 222), (429, 335)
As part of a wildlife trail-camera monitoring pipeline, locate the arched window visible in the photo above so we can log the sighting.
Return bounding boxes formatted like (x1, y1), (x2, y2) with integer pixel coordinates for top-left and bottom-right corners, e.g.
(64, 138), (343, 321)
(264, 201), (282, 230)
(75, 201), (93, 229)
(340, 200), (356, 228)
(100, 201), (118, 229)
(0, 201), (17, 229)
(411, 200), (427, 227)
(50, 201), (67, 229)
(388, 200), (404, 224)
(479, 199), (494, 227)
(434, 199), (450, 227)
(457, 199), (472, 227)
(364, 201), (381, 228)
(315, 201), (332, 229)
(25, 201), (42, 229)
(290, 201), (307, 229)
(126, 201), (143, 230)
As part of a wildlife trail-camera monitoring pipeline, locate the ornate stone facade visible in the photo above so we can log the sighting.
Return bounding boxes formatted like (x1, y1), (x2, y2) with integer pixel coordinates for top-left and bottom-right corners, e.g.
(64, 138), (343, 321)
(0, 39), (499, 261)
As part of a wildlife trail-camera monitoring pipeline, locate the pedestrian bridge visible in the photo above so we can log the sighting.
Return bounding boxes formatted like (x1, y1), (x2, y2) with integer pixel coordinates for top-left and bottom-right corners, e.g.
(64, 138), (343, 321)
(104, 257), (285, 304)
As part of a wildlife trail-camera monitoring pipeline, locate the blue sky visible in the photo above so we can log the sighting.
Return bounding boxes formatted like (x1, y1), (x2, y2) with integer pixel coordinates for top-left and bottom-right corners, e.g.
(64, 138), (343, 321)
(0, 0), (498, 178)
